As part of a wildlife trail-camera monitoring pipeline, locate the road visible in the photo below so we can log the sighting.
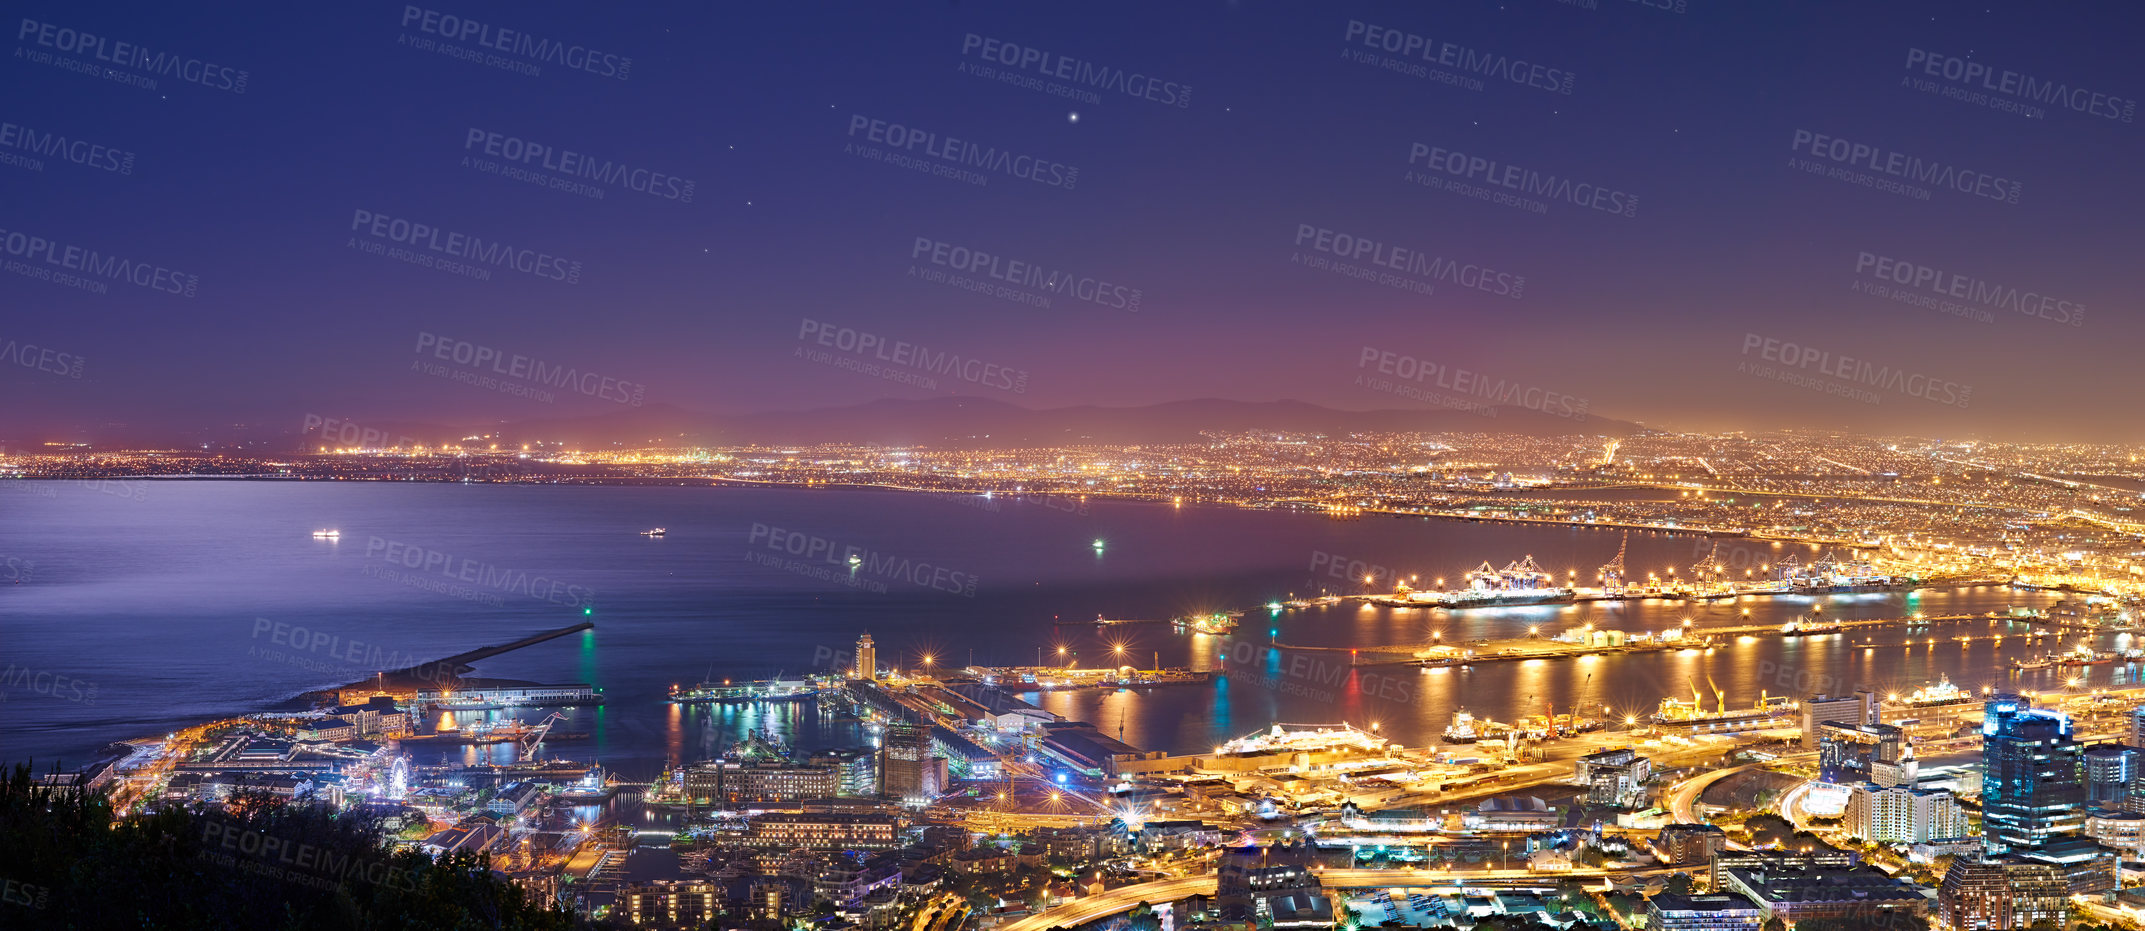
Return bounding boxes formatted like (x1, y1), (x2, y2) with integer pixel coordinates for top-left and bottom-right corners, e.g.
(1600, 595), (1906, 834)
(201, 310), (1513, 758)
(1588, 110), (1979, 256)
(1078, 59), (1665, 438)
(997, 865), (1688, 931)
(1665, 764), (1755, 824)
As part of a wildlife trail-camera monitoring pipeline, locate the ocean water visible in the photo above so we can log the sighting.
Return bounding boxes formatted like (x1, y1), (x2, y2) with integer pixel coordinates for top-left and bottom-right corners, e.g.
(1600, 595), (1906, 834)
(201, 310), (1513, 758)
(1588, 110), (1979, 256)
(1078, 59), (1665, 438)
(0, 481), (2082, 778)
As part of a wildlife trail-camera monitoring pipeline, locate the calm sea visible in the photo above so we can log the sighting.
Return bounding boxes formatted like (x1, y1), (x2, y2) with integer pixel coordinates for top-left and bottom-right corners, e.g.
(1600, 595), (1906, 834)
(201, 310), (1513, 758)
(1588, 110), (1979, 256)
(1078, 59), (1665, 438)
(0, 481), (2091, 778)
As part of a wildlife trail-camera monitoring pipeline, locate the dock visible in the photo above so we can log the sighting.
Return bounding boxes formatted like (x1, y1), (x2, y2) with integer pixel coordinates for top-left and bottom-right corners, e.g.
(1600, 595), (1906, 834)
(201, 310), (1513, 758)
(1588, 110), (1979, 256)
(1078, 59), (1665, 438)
(315, 620), (596, 702)
(1274, 611), (2043, 668)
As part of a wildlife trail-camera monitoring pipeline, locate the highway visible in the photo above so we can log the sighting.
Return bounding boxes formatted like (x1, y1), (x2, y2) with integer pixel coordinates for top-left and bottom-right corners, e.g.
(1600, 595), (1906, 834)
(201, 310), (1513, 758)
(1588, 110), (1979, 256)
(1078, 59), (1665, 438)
(1665, 763), (1754, 825)
(996, 865), (1686, 931)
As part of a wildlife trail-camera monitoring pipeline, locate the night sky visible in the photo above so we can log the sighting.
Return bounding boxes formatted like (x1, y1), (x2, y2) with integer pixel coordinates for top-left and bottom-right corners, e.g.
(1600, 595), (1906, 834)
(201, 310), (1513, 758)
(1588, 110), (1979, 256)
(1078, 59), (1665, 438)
(4, 0), (2142, 443)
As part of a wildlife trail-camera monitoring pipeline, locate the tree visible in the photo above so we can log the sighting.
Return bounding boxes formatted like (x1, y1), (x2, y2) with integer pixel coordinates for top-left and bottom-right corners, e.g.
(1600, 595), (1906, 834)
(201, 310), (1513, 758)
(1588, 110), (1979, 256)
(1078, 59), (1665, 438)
(0, 763), (579, 930)
(1663, 872), (1694, 896)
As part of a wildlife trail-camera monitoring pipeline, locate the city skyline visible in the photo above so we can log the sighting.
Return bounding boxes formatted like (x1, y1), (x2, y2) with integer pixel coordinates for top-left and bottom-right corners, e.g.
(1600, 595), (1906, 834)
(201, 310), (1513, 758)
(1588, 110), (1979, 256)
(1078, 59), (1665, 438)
(10, 3), (2145, 928)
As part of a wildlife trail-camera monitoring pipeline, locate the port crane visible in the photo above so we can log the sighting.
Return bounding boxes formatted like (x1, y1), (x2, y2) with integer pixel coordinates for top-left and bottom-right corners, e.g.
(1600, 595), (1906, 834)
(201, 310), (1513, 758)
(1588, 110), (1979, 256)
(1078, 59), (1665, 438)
(518, 713), (564, 762)
(1597, 534), (1628, 591)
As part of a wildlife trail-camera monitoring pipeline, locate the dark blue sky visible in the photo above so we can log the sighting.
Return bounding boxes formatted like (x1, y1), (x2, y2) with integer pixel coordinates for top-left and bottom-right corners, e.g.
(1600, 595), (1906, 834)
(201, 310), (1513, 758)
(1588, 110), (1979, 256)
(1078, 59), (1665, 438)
(5, 0), (2141, 442)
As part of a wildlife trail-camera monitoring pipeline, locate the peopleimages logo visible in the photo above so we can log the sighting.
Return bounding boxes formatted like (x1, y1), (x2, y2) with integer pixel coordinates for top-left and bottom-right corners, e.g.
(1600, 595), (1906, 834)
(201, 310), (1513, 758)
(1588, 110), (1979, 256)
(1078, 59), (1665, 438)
(463, 129), (694, 203)
(1404, 143), (1637, 217)
(1853, 252), (2083, 327)
(1903, 48), (2135, 123)
(397, 7), (631, 80)
(0, 337), (86, 379)
(1788, 130), (2021, 204)
(1293, 224), (1524, 299)
(747, 522), (980, 597)
(845, 115), (1078, 190)
(910, 237), (1141, 312)
(1739, 333), (1970, 408)
(0, 225), (197, 296)
(958, 33), (1191, 108)
(796, 318), (1029, 394)
(1343, 20), (1576, 95)
(0, 120), (135, 175)
(349, 209), (583, 284)
(413, 332), (645, 405)
(1357, 346), (1589, 420)
(15, 19), (250, 93)
(363, 535), (595, 608)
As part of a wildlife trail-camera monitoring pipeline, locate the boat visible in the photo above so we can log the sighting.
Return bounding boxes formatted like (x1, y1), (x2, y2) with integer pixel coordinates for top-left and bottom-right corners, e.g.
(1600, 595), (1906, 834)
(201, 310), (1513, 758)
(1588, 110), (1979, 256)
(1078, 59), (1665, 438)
(1401, 556), (1577, 608)
(641, 528), (667, 537)
(312, 529), (340, 539)
(1177, 612), (1239, 635)
(1895, 675), (1975, 709)
(1442, 710), (1482, 744)
(1780, 616), (1843, 636)
(2010, 657), (2055, 670)
(555, 766), (616, 801)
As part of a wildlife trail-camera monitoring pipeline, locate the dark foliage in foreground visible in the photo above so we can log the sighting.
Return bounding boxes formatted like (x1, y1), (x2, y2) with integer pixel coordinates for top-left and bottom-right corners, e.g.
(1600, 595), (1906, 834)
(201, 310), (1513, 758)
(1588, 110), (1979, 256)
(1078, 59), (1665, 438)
(0, 763), (582, 930)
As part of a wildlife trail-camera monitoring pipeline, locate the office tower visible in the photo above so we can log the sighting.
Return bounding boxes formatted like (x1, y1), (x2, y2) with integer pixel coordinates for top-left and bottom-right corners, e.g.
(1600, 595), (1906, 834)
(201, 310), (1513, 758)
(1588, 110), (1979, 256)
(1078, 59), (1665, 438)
(880, 720), (930, 806)
(854, 632), (878, 681)
(1816, 721), (1904, 785)
(1981, 694), (2085, 854)
(2083, 744), (2137, 808)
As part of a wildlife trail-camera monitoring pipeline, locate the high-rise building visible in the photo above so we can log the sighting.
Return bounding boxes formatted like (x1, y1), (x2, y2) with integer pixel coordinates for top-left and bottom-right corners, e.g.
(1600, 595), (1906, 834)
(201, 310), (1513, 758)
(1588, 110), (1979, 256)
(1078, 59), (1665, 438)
(2129, 704), (2145, 747)
(1816, 721), (1904, 785)
(1981, 694), (2085, 854)
(880, 720), (930, 806)
(2083, 743), (2136, 807)
(854, 632), (877, 681)
(1937, 858), (2067, 930)
(1844, 783), (1968, 844)
(1801, 690), (1878, 748)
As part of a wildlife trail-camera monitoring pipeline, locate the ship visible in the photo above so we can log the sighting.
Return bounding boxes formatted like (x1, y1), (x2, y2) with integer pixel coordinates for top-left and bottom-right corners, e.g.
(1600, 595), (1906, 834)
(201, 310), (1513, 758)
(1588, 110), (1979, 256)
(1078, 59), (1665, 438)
(2010, 657), (2055, 670)
(1398, 555), (1576, 608)
(1177, 612), (1240, 635)
(1775, 551), (1915, 594)
(2057, 649), (2120, 668)
(641, 528), (667, 537)
(1780, 616), (1844, 636)
(1894, 675), (1975, 709)
(312, 529), (340, 539)
(1648, 676), (1796, 732)
(1442, 710), (1482, 744)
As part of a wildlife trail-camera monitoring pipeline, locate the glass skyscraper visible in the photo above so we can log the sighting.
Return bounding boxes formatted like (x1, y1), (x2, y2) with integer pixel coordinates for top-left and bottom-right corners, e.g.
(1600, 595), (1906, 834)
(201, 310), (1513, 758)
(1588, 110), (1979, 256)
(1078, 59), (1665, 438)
(1982, 694), (2085, 853)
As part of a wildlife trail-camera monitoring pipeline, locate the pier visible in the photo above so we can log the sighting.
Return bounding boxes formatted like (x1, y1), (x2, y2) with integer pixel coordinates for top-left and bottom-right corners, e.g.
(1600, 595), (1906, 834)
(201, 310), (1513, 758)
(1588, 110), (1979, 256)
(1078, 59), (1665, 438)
(1272, 612), (2042, 668)
(316, 620), (596, 702)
